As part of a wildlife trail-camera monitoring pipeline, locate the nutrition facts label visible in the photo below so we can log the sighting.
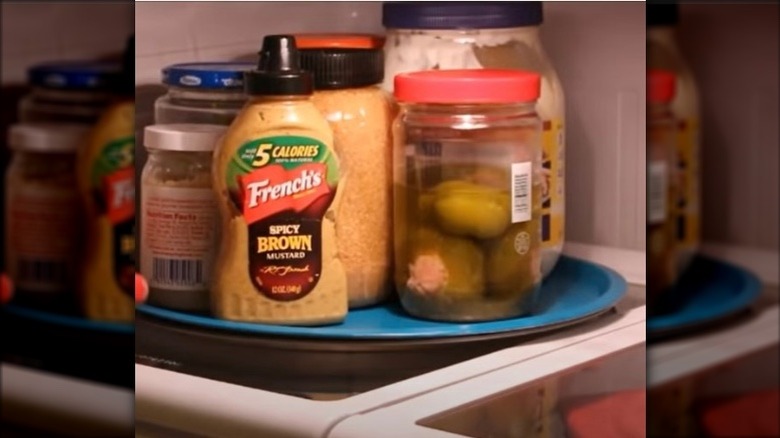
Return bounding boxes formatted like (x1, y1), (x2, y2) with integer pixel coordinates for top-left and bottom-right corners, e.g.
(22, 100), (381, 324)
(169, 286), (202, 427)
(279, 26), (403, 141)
(140, 186), (218, 291)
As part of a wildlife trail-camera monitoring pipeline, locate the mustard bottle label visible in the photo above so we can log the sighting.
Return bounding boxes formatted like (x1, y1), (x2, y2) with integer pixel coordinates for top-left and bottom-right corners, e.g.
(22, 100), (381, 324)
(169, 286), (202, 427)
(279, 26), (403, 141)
(226, 135), (339, 302)
(676, 117), (699, 249)
(91, 136), (135, 297)
(541, 118), (564, 249)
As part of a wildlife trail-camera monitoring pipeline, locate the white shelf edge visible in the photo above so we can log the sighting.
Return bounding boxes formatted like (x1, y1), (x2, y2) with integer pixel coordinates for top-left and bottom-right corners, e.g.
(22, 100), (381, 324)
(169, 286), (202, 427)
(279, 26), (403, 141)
(647, 304), (780, 387)
(328, 320), (646, 438)
(0, 363), (133, 436)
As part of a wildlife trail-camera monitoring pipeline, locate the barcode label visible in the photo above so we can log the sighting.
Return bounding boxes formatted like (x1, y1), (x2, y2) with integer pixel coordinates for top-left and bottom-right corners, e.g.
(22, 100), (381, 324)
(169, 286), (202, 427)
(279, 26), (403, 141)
(511, 162), (532, 223)
(17, 259), (68, 285)
(151, 258), (204, 287)
(648, 161), (668, 224)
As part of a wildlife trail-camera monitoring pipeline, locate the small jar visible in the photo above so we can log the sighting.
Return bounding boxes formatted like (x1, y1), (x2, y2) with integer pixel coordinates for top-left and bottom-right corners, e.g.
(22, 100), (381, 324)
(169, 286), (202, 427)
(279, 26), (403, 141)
(393, 69), (543, 322)
(18, 61), (120, 124)
(154, 63), (253, 125)
(297, 35), (394, 308)
(382, 1), (566, 278)
(140, 124), (226, 312)
(4, 123), (90, 310)
(647, 70), (679, 312)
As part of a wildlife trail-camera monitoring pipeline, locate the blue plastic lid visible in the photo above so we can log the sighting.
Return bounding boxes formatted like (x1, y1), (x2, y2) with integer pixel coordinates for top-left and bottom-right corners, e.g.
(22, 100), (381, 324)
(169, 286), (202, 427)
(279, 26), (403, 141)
(27, 61), (121, 90)
(162, 62), (255, 89)
(382, 1), (543, 30)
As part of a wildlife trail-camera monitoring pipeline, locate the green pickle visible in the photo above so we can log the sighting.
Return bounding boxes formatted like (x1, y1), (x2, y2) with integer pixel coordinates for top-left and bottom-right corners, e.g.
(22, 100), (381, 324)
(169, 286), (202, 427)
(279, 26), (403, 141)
(431, 180), (511, 239)
(396, 164), (541, 321)
(485, 221), (540, 299)
(405, 227), (485, 299)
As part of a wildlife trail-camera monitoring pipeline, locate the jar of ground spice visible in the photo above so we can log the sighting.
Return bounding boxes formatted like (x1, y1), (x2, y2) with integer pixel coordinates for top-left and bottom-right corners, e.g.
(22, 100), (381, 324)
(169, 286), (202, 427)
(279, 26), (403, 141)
(298, 35), (394, 308)
(140, 123), (226, 312)
(393, 69), (543, 322)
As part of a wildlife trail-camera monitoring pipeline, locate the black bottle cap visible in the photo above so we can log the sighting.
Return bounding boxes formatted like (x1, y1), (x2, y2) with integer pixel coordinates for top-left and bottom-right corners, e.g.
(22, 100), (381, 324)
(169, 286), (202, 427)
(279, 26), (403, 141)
(245, 35), (313, 96)
(299, 48), (384, 90)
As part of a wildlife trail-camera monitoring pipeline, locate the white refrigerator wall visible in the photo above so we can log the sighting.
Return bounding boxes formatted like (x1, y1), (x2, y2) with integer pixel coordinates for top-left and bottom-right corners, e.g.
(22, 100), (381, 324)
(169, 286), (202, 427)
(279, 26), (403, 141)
(678, 3), (779, 251)
(0, 2), (133, 84)
(134, 1), (648, 252)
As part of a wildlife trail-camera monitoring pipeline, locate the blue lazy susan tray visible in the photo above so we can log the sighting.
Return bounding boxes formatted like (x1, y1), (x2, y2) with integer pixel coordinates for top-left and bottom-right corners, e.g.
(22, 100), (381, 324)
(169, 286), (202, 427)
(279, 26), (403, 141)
(137, 255), (628, 341)
(135, 256), (628, 394)
(647, 255), (762, 340)
(2, 304), (134, 389)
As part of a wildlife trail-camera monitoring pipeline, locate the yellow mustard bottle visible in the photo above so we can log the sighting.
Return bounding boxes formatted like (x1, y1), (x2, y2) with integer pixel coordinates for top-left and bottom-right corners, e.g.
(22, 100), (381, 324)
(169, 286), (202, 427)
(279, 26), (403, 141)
(76, 37), (135, 321)
(212, 35), (347, 325)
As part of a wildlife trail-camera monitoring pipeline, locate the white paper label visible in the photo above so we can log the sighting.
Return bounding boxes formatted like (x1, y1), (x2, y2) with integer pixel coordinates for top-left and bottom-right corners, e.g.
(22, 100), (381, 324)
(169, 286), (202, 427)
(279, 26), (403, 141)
(648, 161), (668, 224)
(511, 162), (532, 223)
(140, 185), (218, 291)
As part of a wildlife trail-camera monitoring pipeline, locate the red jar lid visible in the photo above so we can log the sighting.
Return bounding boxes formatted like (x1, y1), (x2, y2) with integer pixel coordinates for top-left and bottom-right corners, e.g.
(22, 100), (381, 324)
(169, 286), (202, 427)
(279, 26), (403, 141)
(394, 69), (541, 104)
(647, 69), (676, 103)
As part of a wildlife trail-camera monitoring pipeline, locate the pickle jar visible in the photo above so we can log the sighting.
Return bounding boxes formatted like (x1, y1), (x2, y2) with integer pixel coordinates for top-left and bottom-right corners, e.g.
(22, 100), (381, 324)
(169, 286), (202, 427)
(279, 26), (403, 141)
(393, 69), (543, 322)
(647, 69), (679, 313)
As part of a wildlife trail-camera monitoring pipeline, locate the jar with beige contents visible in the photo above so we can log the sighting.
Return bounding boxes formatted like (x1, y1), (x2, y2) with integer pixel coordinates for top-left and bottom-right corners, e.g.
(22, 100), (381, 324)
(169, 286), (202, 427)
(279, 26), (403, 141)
(297, 34), (394, 308)
(140, 124), (226, 313)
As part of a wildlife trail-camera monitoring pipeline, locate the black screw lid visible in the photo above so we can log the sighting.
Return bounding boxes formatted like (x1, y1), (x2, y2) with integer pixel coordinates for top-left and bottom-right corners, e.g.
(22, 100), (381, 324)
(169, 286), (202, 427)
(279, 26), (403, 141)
(647, 2), (678, 27)
(244, 35), (313, 96)
(299, 48), (384, 90)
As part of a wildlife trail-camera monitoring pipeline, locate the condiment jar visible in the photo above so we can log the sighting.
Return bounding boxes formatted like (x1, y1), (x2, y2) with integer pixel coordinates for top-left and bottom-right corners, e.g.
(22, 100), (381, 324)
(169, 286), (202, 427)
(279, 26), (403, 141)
(140, 124), (226, 313)
(393, 69), (543, 322)
(298, 35), (394, 308)
(4, 123), (89, 310)
(76, 36), (136, 322)
(382, 1), (565, 278)
(18, 61), (121, 124)
(211, 35), (348, 325)
(647, 69), (679, 313)
(154, 63), (253, 125)
(648, 3), (701, 274)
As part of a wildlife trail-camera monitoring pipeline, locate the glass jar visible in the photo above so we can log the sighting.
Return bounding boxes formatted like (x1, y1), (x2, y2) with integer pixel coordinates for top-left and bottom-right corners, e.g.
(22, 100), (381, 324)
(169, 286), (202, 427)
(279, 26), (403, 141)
(298, 35), (394, 309)
(154, 63), (253, 125)
(18, 61), (120, 124)
(140, 124), (226, 312)
(393, 69), (543, 322)
(647, 69), (679, 313)
(648, 3), (701, 274)
(382, 1), (565, 278)
(4, 123), (90, 311)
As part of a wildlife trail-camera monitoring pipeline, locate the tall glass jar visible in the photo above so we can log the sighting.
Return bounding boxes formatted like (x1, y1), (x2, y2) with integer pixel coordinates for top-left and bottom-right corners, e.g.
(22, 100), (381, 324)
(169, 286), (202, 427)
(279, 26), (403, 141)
(393, 69), (543, 322)
(383, 1), (565, 278)
(297, 35), (394, 309)
(140, 124), (226, 312)
(647, 69), (679, 313)
(154, 63), (253, 125)
(18, 61), (120, 124)
(4, 123), (90, 311)
(648, 3), (701, 274)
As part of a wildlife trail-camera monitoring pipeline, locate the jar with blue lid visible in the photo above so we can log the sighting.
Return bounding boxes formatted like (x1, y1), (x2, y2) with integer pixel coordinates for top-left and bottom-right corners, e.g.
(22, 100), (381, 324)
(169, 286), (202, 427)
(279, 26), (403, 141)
(154, 62), (253, 125)
(18, 61), (121, 124)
